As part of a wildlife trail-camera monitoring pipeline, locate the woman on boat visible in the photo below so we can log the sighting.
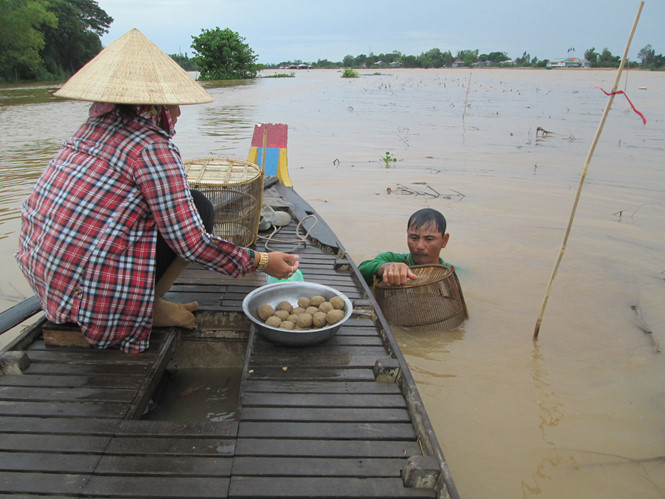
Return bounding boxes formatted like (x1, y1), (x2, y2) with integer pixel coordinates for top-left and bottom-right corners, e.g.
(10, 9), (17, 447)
(15, 29), (299, 354)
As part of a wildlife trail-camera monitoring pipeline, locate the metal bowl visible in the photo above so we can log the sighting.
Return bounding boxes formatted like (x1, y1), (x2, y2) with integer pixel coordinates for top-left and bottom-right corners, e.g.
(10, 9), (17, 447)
(242, 281), (353, 346)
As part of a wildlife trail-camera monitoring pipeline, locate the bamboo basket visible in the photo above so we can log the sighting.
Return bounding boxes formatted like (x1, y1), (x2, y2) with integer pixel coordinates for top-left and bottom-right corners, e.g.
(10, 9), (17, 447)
(374, 264), (468, 331)
(184, 158), (263, 247)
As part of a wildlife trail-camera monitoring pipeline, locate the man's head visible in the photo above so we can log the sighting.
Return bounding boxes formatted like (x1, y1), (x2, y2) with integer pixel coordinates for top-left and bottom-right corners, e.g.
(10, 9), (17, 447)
(406, 208), (449, 265)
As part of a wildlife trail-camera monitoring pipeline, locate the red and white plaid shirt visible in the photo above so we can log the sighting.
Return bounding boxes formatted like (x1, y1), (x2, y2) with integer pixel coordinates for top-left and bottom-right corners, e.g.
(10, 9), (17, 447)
(16, 108), (252, 353)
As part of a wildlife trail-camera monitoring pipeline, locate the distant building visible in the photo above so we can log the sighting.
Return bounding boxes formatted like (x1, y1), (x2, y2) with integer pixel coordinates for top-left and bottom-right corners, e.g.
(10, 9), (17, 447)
(474, 61), (491, 68)
(546, 57), (588, 68)
(452, 59), (464, 67)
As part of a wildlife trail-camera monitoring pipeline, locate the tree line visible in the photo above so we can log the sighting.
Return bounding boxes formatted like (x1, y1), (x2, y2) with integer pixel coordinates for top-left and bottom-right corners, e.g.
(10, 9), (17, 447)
(1, 0), (663, 84)
(266, 45), (665, 70)
(0, 0), (113, 82)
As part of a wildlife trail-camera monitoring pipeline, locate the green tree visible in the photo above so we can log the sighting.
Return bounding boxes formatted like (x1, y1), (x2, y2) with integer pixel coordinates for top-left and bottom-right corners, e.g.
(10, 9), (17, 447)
(515, 51), (531, 66)
(480, 51), (510, 65)
(191, 27), (258, 80)
(401, 54), (420, 67)
(342, 54), (355, 67)
(637, 44), (655, 66)
(420, 48), (452, 68)
(41, 0), (112, 79)
(584, 47), (598, 67)
(597, 48), (620, 67)
(0, 0), (56, 81)
(456, 49), (478, 67)
(170, 53), (197, 71)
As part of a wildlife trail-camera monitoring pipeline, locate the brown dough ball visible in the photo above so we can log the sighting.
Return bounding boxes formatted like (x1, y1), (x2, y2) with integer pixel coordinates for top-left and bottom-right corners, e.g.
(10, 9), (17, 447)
(326, 309), (345, 325)
(330, 296), (345, 310)
(287, 314), (299, 323)
(310, 295), (325, 307)
(296, 313), (313, 328)
(265, 315), (282, 328)
(318, 301), (333, 313)
(312, 311), (327, 328)
(280, 320), (295, 330)
(305, 306), (319, 315)
(258, 304), (274, 321)
(297, 296), (311, 308)
(274, 309), (290, 321)
(292, 307), (306, 315)
(277, 301), (293, 313)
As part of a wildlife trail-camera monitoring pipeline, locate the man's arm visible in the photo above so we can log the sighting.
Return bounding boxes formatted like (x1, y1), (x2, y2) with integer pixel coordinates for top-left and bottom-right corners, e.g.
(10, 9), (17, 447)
(358, 252), (417, 286)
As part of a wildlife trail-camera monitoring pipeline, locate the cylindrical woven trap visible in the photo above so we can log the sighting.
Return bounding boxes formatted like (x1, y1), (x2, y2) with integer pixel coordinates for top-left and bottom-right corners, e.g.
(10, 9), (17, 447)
(184, 158), (264, 247)
(374, 264), (468, 331)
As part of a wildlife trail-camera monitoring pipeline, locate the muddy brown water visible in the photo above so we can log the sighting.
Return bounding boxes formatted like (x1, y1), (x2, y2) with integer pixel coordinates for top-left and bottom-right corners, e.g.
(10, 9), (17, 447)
(1, 69), (664, 498)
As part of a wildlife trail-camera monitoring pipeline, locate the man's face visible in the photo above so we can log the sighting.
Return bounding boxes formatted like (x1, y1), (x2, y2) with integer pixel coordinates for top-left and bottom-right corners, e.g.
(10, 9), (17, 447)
(407, 222), (449, 265)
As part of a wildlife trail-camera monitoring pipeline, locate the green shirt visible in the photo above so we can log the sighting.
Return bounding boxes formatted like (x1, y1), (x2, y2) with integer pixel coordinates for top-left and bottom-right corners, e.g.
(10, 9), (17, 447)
(358, 252), (449, 286)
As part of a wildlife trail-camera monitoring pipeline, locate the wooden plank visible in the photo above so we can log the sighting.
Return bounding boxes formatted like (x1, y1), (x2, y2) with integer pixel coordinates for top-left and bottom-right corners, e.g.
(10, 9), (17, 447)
(0, 373), (144, 389)
(0, 472), (230, 498)
(242, 380), (401, 394)
(0, 385), (136, 403)
(247, 354), (386, 369)
(0, 416), (120, 435)
(238, 422), (416, 440)
(0, 400), (127, 418)
(82, 476), (230, 498)
(25, 362), (150, 376)
(229, 476), (435, 498)
(94, 454), (232, 476)
(234, 438), (422, 458)
(245, 368), (376, 381)
(42, 325), (90, 348)
(105, 436), (235, 456)
(0, 434), (112, 453)
(251, 339), (384, 354)
(241, 392), (406, 408)
(239, 407), (410, 423)
(232, 456), (406, 477)
(26, 349), (158, 364)
(0, 451), (98, 473)
(115, 419), (238, 438)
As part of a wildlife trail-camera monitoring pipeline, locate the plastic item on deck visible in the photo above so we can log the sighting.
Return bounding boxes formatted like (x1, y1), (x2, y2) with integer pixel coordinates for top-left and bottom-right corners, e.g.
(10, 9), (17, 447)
(266, 269), (303, 285)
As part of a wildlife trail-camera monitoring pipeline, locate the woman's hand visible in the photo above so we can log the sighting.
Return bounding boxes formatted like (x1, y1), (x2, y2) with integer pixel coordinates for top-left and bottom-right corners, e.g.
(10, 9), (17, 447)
(262, 252), (300, 280)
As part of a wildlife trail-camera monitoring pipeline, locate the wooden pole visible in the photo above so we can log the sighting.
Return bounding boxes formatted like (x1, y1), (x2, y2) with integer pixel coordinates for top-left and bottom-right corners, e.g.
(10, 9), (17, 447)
(261, 125), (268, 173)
(533, 1), (645, 340)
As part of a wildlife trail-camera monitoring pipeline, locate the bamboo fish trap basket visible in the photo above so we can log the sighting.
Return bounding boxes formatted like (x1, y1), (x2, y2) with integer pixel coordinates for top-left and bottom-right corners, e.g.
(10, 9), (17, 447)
(184, 158), (264, 247)
(374, 264), (468, 331)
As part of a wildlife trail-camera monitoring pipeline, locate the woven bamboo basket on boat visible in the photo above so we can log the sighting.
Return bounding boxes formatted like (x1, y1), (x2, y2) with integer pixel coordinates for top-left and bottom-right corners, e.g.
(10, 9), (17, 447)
(374, 264), (468, 331)
(184, 158), (263, 247)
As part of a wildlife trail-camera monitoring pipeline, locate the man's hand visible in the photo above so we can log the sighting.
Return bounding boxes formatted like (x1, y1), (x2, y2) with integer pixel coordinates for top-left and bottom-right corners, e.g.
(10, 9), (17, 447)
(378, 262), (418, 286)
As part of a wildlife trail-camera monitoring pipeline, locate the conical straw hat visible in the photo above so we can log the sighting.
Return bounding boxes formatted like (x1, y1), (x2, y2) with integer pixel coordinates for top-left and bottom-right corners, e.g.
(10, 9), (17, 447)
(54, 28), (213, 105)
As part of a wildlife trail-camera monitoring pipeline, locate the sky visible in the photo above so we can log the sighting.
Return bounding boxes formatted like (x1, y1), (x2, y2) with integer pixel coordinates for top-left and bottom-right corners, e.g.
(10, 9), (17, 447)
(97, 0), (664, 64)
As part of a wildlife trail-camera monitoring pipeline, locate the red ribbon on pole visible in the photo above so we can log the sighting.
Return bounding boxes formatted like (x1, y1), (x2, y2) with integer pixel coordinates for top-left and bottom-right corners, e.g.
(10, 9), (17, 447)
(595, 87), (647, 125)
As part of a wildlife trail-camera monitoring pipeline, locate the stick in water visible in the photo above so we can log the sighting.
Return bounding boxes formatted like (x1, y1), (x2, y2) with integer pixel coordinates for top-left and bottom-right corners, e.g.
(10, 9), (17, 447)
(533, 1), (645, 340)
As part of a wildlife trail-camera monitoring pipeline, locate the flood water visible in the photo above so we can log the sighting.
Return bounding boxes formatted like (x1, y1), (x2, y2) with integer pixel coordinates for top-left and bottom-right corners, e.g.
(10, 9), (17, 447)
(1, 68), (664, 498)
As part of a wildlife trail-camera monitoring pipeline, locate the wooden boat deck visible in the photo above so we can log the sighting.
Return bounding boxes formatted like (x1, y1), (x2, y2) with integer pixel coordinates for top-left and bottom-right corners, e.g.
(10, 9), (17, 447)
(0, 182), (458, 498)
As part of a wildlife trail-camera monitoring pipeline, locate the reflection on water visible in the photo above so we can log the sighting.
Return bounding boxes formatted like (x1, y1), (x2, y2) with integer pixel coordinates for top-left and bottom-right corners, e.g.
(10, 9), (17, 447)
(1, 69), (665, 498)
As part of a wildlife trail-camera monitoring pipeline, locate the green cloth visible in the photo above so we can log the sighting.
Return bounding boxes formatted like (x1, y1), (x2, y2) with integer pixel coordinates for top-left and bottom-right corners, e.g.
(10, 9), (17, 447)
(358, 252), (449, 286)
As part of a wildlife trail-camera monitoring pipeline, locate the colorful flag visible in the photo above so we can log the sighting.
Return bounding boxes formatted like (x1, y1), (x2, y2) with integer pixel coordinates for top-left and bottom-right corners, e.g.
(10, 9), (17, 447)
(248, 123), (292, 187)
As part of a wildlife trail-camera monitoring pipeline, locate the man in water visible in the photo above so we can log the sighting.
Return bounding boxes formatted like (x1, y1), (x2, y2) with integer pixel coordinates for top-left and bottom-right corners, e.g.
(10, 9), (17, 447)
(358, 208), (450, 286)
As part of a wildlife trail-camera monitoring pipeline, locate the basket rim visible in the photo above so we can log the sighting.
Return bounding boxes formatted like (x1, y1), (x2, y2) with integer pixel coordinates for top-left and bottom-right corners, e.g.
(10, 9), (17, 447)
(374, 263), (453, 289)
(184, 157), (263, 186)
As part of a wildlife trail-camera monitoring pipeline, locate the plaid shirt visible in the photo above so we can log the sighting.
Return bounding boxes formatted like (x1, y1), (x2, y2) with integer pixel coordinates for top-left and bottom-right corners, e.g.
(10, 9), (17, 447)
(16, 109), (252, 353)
